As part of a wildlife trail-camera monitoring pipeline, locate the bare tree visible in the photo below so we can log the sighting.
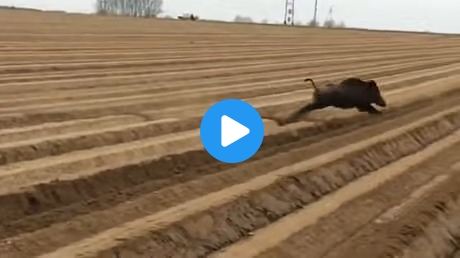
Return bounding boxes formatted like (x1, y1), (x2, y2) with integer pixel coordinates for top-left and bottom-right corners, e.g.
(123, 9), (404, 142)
(95, 0), (108, 15)
(323, 18), (346, 28)
(307, 19), (319, 27)
(322, 6), (346, 29)
(95, 0), (163, 17)
(233, 15), (253, 23)
(323, 18), (336, 28)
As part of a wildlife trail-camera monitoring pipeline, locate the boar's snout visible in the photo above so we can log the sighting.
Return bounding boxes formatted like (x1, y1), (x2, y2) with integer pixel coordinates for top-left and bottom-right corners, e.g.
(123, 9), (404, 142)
(375, 97), (387, 107)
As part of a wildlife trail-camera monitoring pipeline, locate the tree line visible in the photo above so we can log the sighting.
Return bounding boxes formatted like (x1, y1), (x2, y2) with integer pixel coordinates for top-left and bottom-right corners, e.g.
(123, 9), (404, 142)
(94, 0), (345, 28)
(95, 0), (163, 17)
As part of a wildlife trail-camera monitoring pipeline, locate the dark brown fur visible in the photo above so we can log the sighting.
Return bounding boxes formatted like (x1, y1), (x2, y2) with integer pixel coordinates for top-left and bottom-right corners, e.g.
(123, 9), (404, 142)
(277, 77), (387, 125)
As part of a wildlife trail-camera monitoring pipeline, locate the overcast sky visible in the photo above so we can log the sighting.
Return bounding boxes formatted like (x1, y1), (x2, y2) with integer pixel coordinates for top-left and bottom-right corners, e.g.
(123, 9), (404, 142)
(1, 0), (459, 34)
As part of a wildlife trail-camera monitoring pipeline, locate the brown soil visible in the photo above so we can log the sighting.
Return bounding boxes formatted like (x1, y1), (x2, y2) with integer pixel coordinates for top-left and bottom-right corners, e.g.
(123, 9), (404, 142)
(1, 8), (460, 258)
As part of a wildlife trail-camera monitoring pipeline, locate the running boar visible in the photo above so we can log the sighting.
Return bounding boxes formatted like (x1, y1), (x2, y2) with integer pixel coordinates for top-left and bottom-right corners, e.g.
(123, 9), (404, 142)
(276, 77), (387, 125)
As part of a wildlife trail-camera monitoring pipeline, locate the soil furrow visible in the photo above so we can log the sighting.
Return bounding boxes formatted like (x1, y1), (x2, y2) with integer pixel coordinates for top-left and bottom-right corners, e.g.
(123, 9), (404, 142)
(0, 81), (458, 243)
(0, 59), (456, 114)
(3, 9), (460, 258)
(2, 58), (460, 111)
(0, 115), (147, 144)
(1, 47), (459, 85)
(314, 161), (460, 258)
(0, 52), (451, 102)
(0, 74), (457, 167)
(238, 139), (460, 258)
(0, 51), (453, 93)
(5, 46), (433, 74)
(34, 98), (460, 258)
(0, 56), (456, 105)
(3, 43), (453, 72)
(0, 42), (445, 64)
(1, 56), (458, 130)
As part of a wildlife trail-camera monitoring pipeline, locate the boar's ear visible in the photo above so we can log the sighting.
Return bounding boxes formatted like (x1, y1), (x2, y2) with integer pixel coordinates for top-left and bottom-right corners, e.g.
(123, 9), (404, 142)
(367, 80), (377, 88)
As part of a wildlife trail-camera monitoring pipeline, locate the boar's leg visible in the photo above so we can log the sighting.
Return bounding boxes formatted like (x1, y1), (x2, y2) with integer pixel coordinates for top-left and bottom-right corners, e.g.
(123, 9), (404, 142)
(281, 102), (326, 125)
(357, 104), (382, 114)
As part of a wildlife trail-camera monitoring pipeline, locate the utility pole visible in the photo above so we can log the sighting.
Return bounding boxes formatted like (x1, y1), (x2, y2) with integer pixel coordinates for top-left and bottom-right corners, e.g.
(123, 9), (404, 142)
(284, 0), (295, 25)
(313, 0), (318, 26)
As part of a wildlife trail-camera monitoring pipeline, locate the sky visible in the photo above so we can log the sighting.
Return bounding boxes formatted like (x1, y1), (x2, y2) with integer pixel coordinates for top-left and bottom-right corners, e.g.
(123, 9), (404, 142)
(0, 0), (459, 34)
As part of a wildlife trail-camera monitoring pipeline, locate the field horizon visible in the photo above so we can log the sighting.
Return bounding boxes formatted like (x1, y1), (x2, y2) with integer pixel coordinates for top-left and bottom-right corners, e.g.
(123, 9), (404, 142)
(2, 7), (460, 37)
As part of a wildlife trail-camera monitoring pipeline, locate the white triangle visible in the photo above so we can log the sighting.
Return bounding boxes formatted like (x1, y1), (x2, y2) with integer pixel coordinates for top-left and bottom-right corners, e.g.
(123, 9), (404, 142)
(221, 115), (250, 147)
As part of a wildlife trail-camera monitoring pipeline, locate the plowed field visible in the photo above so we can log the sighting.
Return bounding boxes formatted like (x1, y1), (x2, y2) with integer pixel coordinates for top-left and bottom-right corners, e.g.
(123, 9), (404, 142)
(1, 9), (460, 258)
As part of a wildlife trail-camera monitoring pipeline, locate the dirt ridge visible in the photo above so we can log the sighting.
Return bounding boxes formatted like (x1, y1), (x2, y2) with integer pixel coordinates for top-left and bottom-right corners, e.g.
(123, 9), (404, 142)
(37, 97), (460, 258)
(3, 9), (460, 258)
(0, 86), (458, 229)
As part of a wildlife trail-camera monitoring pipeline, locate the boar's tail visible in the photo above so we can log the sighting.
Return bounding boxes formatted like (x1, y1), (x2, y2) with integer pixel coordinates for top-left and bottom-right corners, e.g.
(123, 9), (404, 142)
(304, 78), (318, 91)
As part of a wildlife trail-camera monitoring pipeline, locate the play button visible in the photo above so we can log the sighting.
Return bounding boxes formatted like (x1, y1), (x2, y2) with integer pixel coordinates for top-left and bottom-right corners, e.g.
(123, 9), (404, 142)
(221, 115), (250, 147)
(200, 99), (265, 164)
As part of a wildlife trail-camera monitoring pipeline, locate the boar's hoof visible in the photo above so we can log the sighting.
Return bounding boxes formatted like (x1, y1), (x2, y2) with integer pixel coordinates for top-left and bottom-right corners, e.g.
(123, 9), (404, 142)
(274, 117), (288, 126)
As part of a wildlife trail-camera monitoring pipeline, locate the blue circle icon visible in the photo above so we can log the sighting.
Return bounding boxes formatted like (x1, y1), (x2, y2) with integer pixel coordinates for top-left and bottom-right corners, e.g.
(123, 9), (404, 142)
(200, 99), (265, 164)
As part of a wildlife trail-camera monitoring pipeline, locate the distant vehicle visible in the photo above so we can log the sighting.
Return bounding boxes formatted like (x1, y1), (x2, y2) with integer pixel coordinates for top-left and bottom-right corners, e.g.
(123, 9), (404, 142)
(177, 13), (199, 21)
